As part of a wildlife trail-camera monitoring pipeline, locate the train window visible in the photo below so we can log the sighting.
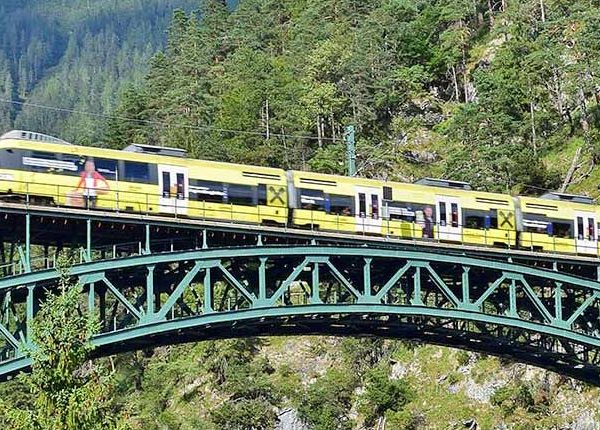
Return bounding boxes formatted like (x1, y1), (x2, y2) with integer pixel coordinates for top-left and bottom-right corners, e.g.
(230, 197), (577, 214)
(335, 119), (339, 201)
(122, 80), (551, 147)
(385, 202), (434, 222)
(93, 158), (118, 181)
(371, 195), (379, 219)
(552, 221), (572, 238)
(383, 186), (393, 201)
(300, 189), (325, 211)
(588, 218), (595, 241)
(0, 149), (26, 170)
(597, 222), (600, 241)
(22, 151), (62, 173)
(258, 184), (267, 205)
(228, 184), (256, 206)
(329, 195), (354, 216)
(439, 202), (447, 226)
(123, 161), (151, 183)
(463, 209), (498, 230)
(67, 156), (118, 180)
(189, 179), (225, 203)
(577, 217), (584, 240)
(162, 172), (170, 198)
(451, 203), (459, 227)
(358, 193), (366, 218)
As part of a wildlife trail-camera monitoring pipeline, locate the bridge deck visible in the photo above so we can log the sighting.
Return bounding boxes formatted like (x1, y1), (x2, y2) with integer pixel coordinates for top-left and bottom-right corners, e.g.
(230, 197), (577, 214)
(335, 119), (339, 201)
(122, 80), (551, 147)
(1, 201), (599, 267)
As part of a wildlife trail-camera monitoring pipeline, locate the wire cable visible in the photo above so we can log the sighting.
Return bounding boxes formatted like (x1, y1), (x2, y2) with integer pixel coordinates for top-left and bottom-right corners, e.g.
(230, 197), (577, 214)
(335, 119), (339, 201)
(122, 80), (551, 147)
(0, 98), (339, 142)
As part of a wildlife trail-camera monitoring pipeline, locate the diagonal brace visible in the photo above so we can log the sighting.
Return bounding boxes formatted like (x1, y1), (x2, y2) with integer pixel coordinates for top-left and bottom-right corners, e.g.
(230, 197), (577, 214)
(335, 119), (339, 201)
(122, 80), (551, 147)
(424, 264), (460, 307)
(218, 264), (256, 305)
(519, 276), (553, 324)
(157, 261), (208, 320)
(102, 277), (142, 320)
(0, 322), (19, 349)
(566, 291), (600, 327)
(474, 274), (508, 308)
(374, 262), (412, 301)
(326, 261), (361, 299)
(268, 258), (313, 305)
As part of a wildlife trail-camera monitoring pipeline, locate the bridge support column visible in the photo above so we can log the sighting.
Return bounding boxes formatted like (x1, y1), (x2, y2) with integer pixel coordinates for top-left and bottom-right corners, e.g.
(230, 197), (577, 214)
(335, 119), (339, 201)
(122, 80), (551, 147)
(142, 265), (156, 323)
(508, 279), (518, 317)
(358, 258), (378, 304)
(552, 283), (570, 328)
(26, 285), (34, 344)
(311, 263), (322, 304)
(460, 267), (478, 311)
(24, 213), (31, 272)
(204, 268), (213, 313)
(88, 282), (95, 314)
(145, 224), (151, 255)
(255, 258), (269, 307)
(86, 218), (92, 262)
(410, 266), (423, 306)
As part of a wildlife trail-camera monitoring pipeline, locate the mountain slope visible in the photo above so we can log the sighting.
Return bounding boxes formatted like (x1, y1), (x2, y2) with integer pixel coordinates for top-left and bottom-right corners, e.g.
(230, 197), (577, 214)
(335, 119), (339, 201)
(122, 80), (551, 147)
(0, 0), (200, 142)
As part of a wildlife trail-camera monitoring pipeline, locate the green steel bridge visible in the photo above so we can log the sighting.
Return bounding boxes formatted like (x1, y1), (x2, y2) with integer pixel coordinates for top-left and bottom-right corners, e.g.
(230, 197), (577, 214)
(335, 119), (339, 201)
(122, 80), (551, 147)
(1, 202), (600, 385)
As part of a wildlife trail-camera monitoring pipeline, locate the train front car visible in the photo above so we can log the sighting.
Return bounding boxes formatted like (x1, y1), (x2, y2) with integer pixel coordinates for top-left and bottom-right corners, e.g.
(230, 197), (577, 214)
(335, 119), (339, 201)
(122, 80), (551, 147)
(518, 192), (600, 255)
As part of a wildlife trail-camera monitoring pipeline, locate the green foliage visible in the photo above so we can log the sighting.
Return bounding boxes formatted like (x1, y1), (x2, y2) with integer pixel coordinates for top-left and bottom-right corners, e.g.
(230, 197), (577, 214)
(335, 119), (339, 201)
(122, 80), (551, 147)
(298, 368), (356, 430)
(491, 381), (536, 416)
(0, 255), (127, 429)
(358, 365), (413, 427)
(0, 0), (199, 141)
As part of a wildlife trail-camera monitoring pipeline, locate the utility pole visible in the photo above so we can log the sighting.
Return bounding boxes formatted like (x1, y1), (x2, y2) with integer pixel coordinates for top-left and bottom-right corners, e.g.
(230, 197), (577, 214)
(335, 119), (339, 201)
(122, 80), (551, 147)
(344, 125), (356, 176)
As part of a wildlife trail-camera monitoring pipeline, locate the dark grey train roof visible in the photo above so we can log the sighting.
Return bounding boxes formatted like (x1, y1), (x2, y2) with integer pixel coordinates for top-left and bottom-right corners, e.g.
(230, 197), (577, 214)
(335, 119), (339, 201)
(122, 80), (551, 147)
(540, 192), (595, 205)
(123, 143), (187, 158)
(0, 129), (72, 145)
(413, 177), (472, 191)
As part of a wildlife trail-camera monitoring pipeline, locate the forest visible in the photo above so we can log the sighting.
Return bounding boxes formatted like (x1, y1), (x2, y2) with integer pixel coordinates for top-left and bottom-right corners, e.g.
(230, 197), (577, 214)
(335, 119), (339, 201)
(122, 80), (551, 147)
(2, 0), (600, 429)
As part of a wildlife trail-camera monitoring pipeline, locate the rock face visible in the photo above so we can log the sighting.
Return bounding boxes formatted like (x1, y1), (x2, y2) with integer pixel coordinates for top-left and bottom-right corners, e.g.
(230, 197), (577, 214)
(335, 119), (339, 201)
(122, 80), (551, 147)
(572, 410), (597, 430)
(276, 408), (309, 430)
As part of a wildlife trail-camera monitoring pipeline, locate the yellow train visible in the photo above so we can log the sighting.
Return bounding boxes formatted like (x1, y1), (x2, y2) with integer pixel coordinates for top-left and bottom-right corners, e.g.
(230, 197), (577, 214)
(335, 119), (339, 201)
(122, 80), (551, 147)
(0, 130), (598, 256)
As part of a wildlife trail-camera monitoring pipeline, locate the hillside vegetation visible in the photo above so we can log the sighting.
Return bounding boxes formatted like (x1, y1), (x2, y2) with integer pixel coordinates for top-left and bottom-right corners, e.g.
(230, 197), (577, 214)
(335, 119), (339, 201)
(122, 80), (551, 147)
(105, 0), (600, 197)
(2, 0), (600, 429)
(0, 0), (199, 143)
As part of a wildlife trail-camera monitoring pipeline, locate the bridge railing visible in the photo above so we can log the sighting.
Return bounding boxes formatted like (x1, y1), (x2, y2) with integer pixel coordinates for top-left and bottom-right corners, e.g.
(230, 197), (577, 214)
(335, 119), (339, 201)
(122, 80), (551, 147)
(2, 178), (600, 262)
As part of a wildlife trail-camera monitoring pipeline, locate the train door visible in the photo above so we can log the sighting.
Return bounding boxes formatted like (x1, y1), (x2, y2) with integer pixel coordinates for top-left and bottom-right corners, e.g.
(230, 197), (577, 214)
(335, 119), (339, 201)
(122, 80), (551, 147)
(158, 165), (188, 215)
(436, 196), (462, 241)
(575, 212), (596, 254)
(355, 186), (382, 234)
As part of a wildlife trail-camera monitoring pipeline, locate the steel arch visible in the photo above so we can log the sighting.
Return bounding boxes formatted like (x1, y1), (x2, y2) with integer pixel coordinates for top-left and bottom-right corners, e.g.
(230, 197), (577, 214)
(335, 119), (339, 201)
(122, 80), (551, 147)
(1, 246), (600, 384)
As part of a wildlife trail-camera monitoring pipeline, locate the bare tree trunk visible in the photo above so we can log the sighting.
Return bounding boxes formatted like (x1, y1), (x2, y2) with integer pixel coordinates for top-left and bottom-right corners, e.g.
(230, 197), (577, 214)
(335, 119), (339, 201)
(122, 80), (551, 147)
(316, 115), (323, 148)
(487, 0), (494, 25)
(330, 109), (336, 142)
(265, 98), (270, 140)
(560, 146), (582, 193)
(451, 65), (460, 101)
(528, 79), (537, 155)
(530, 99), (537, 155)
(577, 77), (590, 139)
(540, 0), (546, 22)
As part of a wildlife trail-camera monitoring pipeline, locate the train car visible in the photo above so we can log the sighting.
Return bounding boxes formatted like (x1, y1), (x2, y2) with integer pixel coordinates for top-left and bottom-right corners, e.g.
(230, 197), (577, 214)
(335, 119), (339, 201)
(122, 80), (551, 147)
(0, 130), (288, 225)
(288, 171), (517, 247)
(517, 192), (600, 255)
(387, 178), (517, 247)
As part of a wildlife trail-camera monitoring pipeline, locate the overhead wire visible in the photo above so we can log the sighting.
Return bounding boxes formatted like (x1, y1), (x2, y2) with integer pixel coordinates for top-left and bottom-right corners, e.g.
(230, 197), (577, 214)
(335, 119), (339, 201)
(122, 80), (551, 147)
(0, 98), (339, 142)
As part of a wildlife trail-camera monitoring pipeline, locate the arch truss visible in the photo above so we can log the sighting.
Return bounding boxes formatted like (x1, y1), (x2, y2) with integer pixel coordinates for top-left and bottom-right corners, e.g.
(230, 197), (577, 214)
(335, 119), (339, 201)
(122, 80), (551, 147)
(1, 246), (600, 384)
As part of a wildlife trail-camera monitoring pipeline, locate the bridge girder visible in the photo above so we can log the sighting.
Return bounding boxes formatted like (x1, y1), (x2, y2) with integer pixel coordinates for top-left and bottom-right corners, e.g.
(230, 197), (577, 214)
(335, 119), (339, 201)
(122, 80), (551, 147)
(1, 246), (600, 385)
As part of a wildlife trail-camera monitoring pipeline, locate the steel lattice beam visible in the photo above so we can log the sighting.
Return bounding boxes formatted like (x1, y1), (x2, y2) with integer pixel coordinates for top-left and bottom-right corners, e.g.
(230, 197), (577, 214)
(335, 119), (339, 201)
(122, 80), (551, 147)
(1, 246), (600, 384)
